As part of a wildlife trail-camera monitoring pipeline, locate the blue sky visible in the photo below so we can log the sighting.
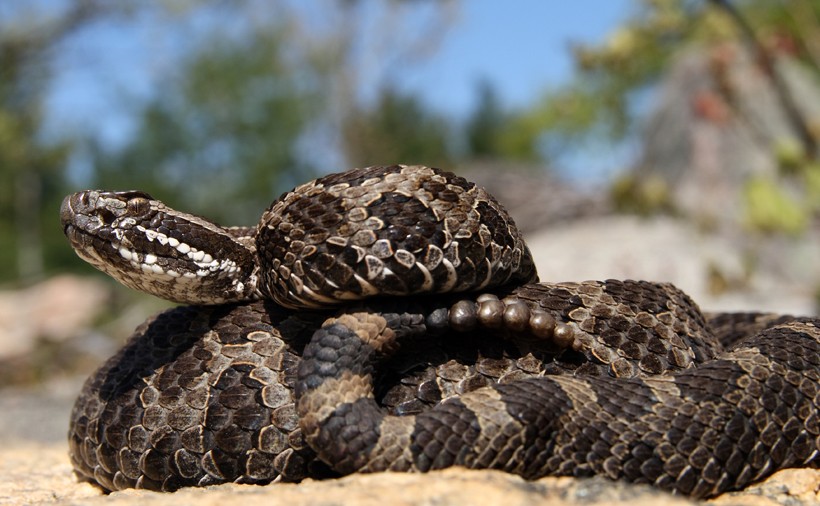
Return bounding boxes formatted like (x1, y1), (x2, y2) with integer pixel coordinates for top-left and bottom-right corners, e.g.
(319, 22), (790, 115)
(408, 1), (638, 180)
(46, 1), (637, 182)
(402, 1), (634, 114)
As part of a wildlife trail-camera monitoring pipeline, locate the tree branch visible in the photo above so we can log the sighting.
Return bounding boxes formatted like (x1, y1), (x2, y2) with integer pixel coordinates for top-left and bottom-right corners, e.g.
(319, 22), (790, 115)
(708, 0), (817, 158)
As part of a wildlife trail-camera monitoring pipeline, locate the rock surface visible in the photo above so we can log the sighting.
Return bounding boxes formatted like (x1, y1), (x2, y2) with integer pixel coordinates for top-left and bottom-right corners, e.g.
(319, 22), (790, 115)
(0, 275), (110, 361)
(526, 215), (818, 315)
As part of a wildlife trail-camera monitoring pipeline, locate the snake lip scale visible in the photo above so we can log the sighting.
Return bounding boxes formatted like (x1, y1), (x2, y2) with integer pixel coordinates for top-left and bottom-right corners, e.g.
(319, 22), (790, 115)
(62, 165), (820, 498)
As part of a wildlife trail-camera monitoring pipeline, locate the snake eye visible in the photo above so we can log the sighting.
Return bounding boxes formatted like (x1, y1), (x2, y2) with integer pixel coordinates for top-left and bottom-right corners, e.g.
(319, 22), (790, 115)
(126, 197), (150, 215)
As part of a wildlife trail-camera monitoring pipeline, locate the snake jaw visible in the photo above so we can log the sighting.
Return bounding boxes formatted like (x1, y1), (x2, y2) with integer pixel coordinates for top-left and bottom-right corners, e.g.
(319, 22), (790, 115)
(62, 190), (259, 305)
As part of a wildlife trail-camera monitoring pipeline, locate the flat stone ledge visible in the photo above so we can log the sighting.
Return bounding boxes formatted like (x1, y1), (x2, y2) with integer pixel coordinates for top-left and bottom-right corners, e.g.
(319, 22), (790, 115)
(2, 435), (818, 506)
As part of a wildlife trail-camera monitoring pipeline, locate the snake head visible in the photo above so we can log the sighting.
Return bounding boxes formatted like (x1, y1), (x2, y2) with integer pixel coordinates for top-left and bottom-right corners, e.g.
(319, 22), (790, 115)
(61, 190), (260, 304)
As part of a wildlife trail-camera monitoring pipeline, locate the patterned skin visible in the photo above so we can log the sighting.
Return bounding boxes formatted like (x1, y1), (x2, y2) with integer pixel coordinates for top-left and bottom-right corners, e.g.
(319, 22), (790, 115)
(62, 166), (820, 498)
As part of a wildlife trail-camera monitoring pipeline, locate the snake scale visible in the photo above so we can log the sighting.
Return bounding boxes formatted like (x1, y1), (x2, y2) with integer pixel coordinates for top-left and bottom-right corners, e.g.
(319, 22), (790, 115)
(61, 165), (820, 499)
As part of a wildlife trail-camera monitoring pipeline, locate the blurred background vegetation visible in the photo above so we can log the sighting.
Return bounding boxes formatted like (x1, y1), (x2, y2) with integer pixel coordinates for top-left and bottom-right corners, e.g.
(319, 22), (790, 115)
(3, 0), (820, 287)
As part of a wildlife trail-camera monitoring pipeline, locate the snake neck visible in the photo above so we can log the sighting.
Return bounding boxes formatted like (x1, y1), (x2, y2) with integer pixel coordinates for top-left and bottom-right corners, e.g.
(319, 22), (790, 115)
(61, 190), (261, 304)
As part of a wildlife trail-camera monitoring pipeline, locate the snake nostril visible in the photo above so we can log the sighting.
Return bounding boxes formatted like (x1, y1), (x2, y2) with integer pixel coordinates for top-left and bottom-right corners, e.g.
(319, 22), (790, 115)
(77, 191), (90, 207)
(97, 208), (116, 224)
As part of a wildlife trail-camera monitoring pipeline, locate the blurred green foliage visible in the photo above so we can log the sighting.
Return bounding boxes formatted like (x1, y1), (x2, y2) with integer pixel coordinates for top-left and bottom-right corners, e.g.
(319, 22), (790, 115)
(742, 176), (808, 235)
(513, 0), (820, 161)
(90, 27), (324, 226)
(0, 1), (125, 285)
(342, 88), (453, 168)
(610, 172), (676, 216)
(742, 137), (820, 235)
(549, 0), (820, 232)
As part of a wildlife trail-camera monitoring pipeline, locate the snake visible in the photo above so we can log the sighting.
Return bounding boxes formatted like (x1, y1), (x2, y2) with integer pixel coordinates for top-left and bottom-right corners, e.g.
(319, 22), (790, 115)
(61, 164), (820, 499)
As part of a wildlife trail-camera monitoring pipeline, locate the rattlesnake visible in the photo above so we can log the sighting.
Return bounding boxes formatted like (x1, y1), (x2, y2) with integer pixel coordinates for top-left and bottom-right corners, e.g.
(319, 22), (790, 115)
(62, 165), (820, 498)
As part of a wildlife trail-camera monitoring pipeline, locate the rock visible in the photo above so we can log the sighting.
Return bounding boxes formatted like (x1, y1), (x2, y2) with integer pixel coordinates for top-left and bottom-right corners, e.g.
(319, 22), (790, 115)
(0, 275), (110, 360)
(526, 215), (817, 315)
(711, 469), (820, 506)
(462, 163), (609, 234)
(82, 471), (698, 506)
(0, 442), (101, 505)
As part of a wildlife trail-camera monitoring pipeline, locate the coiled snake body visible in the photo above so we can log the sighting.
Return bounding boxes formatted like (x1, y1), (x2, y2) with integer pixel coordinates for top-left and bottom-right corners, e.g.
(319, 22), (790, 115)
(62, 165), (820, 499)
